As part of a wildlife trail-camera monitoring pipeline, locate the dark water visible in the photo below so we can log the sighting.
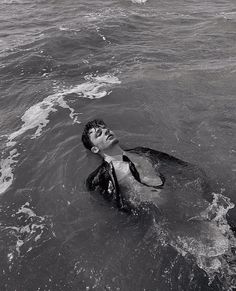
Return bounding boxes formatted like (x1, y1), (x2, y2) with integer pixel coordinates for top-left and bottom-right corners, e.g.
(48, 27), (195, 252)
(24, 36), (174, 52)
(0, 0), (236, 290)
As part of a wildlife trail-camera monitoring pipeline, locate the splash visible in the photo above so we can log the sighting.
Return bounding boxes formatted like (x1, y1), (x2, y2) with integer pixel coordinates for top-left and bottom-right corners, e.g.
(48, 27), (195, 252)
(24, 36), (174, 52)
(200, 193), (235, 226)
(0, 74), (121, 195)
(168, 193), (236, 290)
(95, 26), (110, 43)
(1, 202), (55, 269)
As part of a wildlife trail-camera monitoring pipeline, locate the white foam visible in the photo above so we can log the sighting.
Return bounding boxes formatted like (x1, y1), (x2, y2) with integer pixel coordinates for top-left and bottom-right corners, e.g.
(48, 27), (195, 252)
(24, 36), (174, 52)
(5, 202), (55, 261)
(131, 0), (147, 3)
(218, 12), (236, 20)
(16, 202), (36, 217)
(59, 26), (81, 33)
(0, 74), (121, 195)
(168, 193), (236, 288)
(0, 149), (20, 194)
(95, 26), (111, 44)
(7, 74), (120, 146)
(200, 193), (235, 232)
(59, 26), (70, 31)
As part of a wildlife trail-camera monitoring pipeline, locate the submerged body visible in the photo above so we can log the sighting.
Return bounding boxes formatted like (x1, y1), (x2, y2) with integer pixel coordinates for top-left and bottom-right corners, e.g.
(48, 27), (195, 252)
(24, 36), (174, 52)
(87, 146), (210, 217)
(87, 147), (235, 280)
(83, 120), (236, 288)
(106, 151), (165, 209)
(118, 151), (230, 252)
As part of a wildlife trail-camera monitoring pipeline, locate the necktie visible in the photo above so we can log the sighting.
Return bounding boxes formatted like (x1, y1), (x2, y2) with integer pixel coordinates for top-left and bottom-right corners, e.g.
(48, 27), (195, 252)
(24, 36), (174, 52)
(122, 154), (164, 189)
(122, 154), (142, 183)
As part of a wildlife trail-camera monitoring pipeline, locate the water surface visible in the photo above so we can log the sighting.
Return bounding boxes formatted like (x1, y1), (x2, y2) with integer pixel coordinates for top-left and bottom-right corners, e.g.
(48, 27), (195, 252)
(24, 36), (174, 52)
(0, 0), (236, 290)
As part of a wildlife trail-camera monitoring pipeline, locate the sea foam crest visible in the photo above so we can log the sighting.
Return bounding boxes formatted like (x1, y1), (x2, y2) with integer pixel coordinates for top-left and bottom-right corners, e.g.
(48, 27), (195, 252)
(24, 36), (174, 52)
(7, 74), (120, 147)
(0, 74), (121, 195)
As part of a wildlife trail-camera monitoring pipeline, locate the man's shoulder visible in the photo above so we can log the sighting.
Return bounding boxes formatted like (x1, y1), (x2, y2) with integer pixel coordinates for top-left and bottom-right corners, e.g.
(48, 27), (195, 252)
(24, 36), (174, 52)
(125, 146), (154, 156)
(86, 160), (126, 209)
(125, 146), (187, 165)
(86, 161), (110, 191)
(127, 146), (207, 181)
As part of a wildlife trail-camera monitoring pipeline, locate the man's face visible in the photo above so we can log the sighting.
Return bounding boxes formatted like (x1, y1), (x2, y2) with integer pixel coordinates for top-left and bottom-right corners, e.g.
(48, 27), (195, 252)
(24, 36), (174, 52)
(88, 125), (119, 154)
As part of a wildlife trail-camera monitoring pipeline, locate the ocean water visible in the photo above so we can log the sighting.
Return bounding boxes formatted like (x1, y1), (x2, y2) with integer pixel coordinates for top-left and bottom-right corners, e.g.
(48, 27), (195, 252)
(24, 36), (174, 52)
(0, 0), (236, 290)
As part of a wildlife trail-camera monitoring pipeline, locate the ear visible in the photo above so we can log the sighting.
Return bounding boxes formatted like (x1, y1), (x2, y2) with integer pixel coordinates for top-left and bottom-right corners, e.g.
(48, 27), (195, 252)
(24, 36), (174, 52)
(91, 146), (99, 154)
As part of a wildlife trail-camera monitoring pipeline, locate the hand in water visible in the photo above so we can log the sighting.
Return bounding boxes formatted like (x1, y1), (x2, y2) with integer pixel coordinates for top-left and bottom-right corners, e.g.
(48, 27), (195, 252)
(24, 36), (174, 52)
(125, 152), (163, 187)
(142, 176), (163, 187)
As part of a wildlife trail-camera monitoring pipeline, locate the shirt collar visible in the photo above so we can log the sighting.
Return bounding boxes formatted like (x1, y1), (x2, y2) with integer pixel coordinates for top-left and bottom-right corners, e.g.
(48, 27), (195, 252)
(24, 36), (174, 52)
(104, 153), (124, 163)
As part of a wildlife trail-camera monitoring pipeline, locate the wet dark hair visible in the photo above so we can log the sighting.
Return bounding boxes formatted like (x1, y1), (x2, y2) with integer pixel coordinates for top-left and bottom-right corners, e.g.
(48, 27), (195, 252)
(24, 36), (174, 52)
(81, 119), (107, 150)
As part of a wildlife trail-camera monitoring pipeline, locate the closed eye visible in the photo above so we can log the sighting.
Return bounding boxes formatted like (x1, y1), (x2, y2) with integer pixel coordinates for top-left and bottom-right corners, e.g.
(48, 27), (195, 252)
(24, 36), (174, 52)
(95, 128), (102, 138)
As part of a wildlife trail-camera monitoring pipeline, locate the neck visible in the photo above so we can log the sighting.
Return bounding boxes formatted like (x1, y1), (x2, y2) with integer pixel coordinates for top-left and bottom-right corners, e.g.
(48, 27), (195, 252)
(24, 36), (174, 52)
(101, 144), (123, 159)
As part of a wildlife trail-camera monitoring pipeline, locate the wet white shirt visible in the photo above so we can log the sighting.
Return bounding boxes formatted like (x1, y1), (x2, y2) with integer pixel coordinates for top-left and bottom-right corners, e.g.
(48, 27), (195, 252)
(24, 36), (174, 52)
(104, 153), (164, 206)
(104, 154), (130, 182)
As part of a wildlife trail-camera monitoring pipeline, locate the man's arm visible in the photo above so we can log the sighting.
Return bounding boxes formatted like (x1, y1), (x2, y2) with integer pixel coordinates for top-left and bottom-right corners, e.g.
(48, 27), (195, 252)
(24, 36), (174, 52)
(86, 162), (128, 211)
(86, 166), (102, 191)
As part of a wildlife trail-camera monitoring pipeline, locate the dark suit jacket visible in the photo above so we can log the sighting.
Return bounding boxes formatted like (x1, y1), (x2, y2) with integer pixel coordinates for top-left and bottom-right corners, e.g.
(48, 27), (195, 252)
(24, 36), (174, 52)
(86, 147), (208, 212)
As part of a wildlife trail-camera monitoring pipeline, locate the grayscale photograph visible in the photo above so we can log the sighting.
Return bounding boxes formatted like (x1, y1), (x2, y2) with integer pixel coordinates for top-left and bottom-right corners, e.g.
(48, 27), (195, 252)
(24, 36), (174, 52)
(0, 0), (236, 290)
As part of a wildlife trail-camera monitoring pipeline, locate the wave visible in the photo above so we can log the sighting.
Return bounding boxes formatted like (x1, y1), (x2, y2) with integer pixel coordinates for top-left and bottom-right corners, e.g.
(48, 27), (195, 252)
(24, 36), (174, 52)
(0, 73), (121, 195)
(163, 193), (236, 290)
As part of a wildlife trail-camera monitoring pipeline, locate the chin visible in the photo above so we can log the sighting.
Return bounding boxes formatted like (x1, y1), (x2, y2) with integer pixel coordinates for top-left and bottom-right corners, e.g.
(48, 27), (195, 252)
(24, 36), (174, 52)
(110, 138), (119, 146)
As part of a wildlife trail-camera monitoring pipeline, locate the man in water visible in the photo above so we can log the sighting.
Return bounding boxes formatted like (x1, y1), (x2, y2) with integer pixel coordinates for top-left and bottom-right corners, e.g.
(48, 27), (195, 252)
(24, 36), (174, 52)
(81, 119), (208, 216)
(82, 119), (236, 286)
